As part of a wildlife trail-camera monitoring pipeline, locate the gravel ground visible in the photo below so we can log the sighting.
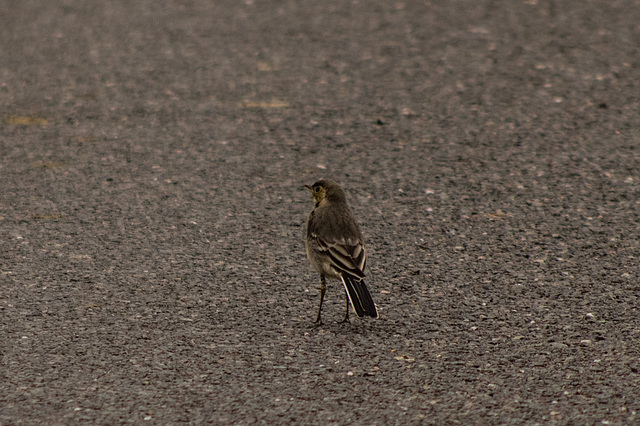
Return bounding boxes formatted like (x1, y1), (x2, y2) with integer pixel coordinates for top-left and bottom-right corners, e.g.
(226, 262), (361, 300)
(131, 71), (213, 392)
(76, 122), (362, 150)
(1, 0), (640, 424)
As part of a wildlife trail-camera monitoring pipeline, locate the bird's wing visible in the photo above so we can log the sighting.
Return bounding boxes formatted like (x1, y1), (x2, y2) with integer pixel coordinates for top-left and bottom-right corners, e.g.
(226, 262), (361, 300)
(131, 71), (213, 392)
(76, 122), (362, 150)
(316, 236), (366, 279)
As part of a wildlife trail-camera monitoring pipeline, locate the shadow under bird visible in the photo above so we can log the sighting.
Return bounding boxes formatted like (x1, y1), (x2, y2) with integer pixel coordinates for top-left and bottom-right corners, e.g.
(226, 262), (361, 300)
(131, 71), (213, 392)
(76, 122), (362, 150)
(304, 179), (378, 324)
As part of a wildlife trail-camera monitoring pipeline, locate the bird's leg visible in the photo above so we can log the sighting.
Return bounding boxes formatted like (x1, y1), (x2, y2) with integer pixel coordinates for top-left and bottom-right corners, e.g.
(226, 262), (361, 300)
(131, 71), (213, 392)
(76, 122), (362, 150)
(315, 275), (327, 325)
(339, 288), (350, 323)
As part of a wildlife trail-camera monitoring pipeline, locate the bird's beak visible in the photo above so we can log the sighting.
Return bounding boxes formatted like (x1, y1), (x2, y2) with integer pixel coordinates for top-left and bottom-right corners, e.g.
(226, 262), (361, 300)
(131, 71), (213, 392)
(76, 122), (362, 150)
(304, 184), (312, 191)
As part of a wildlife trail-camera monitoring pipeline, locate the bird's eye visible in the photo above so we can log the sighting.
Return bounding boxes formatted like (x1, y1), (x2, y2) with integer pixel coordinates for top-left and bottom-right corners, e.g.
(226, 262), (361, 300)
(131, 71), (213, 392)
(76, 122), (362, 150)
(314, 186), (320, 193)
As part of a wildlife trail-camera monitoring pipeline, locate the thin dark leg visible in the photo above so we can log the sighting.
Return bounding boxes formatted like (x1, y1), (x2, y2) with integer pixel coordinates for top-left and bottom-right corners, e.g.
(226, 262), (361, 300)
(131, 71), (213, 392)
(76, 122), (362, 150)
(315, 275), (327, 325)
(339, 289), (350, 323)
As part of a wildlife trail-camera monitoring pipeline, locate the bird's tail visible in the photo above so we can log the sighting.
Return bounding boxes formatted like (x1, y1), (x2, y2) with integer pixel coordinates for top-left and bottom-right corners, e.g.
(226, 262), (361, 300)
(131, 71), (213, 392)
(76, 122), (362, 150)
(340, 274), (378, 318)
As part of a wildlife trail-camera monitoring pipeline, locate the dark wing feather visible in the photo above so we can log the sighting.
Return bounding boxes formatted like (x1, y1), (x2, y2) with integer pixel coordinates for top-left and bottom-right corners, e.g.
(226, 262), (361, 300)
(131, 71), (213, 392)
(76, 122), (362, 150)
(316, 237), (366, 279)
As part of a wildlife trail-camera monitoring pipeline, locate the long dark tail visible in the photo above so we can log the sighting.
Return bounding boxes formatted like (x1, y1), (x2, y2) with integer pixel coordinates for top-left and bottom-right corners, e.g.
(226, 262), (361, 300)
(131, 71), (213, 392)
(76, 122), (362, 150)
(340, 274), (378, 318)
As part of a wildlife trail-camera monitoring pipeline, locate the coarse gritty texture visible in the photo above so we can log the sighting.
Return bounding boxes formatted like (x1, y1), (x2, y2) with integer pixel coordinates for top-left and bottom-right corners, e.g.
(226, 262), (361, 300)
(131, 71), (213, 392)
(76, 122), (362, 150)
(1, 0), (640, 424)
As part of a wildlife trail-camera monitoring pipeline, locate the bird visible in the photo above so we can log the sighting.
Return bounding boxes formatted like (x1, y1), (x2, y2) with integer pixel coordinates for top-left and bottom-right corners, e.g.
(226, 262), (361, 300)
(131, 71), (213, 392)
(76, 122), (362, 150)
(304, 179), (378, 324)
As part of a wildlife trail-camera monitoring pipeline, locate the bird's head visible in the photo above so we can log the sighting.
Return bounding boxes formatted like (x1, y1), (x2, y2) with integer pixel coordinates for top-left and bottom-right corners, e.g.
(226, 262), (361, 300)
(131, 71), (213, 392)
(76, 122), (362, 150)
(305, 179), (345, 206)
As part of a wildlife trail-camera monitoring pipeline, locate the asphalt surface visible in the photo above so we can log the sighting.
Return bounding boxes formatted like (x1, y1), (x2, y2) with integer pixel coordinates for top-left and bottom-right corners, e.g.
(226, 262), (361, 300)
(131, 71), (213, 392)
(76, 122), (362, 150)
(2, 0), (640, 424)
